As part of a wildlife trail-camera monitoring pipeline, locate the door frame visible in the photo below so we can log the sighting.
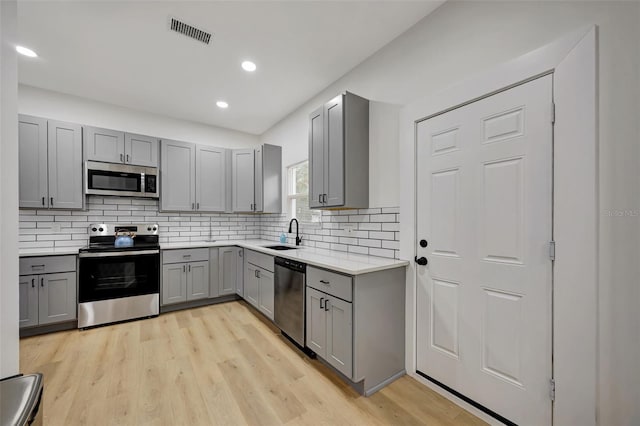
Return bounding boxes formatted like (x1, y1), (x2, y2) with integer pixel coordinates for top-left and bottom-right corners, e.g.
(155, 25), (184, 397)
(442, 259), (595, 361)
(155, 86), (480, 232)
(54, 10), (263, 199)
(399, 26), (597, 425)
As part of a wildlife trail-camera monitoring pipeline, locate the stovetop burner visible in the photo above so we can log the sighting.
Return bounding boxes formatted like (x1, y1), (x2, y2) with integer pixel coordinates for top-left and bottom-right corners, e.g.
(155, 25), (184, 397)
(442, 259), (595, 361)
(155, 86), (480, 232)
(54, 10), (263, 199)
(82, 223), (160, 253)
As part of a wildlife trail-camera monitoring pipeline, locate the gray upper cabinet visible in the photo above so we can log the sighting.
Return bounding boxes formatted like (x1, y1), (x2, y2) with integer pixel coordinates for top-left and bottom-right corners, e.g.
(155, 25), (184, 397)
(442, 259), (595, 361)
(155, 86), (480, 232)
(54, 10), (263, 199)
(196, 145), (226, 211)
(85, 126), (158, 167)
(160, 139), (196, 211)
(19, 255), (78, 329)
(232, 149), (255, 212)
(232, 144), (281, 213)
(308, 91), (369, 209)
(126, 133), (158, 167)
(83, 126), (125, 164)
(160, 140), (227, 212)
(48, 120), (84, 209)
(18, 115), (83, 210)
(18, 115), (48, 209)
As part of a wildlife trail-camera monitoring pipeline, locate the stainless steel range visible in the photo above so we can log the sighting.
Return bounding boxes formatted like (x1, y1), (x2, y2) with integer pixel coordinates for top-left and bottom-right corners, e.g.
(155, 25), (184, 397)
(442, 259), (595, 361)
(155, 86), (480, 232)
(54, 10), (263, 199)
(78, 223), (160, 328)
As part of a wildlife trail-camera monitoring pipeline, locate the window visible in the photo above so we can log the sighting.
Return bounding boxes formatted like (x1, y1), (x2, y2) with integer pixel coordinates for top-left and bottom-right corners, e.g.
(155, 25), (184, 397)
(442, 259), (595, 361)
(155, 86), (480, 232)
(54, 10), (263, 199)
(288, 161), (321, 224)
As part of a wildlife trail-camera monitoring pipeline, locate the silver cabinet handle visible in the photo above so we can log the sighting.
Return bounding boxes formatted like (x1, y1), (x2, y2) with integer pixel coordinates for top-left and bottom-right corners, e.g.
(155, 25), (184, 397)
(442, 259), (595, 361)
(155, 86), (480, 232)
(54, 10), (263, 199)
(41, 197), (45, 206)
(320, 297), (324, 309)
(319, 194), (322, 204)
(323, 194), (327, 203)
(50, 197), (54, 206)
(188, 264), (191, 272)
(40, 277), (44, 287)
(120, 153), (124, 162)
(324, 299), (330, 311)
(256, 270), (261, 278)
(197, 202), (200, 210)
(31, 278), (35, 288)
(192, 203), (195, 210)
(183, 264), (186, 273)
(126, 154), (130, 163)
(319, 280), (330, 285)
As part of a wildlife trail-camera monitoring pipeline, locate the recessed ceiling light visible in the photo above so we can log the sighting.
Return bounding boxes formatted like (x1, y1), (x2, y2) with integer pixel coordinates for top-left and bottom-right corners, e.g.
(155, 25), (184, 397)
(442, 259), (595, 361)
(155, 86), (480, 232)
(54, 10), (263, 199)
(16, 45), (37, 58)
(241, 61), (257, 72)
(216, 101), (229, 109)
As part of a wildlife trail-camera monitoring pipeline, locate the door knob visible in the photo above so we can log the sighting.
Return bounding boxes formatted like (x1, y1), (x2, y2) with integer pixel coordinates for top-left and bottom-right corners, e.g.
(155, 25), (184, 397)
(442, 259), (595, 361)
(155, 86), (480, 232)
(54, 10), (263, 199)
(420, 239), (428, 248)
(414, 256), (428, 266)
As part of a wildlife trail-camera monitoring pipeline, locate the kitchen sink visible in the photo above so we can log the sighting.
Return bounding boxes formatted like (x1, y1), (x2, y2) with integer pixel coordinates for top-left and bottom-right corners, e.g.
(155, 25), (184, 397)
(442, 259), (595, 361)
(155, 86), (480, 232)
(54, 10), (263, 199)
(264, 245), (299, 251)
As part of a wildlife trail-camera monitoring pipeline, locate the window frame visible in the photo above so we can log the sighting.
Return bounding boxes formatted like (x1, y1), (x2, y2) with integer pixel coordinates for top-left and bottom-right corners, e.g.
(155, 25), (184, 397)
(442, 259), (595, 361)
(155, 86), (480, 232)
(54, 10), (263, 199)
(286, 160), (321, 226)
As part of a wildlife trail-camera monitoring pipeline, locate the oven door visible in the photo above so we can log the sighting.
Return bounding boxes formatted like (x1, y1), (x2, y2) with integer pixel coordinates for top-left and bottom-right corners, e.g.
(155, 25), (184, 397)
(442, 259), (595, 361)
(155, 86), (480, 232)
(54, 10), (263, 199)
(78, 251), (159, 303)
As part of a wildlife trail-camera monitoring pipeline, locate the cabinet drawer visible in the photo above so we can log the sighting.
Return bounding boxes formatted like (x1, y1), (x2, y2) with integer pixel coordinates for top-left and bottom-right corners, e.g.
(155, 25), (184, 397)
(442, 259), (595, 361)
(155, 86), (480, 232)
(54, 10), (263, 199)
(163, 248), (209, 264)
(307, 266), (352, 302)
(19, 255), (76, 276)
(245, 249), (274, 273)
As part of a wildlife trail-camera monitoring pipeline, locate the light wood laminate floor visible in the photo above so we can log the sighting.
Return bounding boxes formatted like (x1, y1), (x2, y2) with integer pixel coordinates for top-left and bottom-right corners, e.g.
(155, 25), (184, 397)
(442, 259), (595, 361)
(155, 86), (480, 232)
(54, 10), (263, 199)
(20, 300), (486, 426)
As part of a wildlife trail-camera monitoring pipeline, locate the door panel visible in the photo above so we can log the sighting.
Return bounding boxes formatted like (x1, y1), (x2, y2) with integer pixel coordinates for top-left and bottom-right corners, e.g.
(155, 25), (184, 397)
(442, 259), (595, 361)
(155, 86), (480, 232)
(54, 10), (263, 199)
(18, 115), (49, 208)
(326, 296), (353, 378)
(19, 275), (39, 327)
(232, 149), (255, 212)
(218, 247), (237, 296)
(306, 287), (327, 358)
(324, 95), (344, 207)
(244, 263), (259, 307)
(84, 126), (125, 164)
(125, 133), (158, 167)
(236, 248), (244, 295)
(415, 75), (553, 426)
(39, 272), (76, 325)
(254, 147), (263, 212)
(309, 106), (324, 208)
(197, 146), (226, 211)
(48, 121), (83, 209)
(258, 268), (274, 320)
(162, 263), (187, 305)
(187, 261), (209, 301)
(160, 140), (195, 211)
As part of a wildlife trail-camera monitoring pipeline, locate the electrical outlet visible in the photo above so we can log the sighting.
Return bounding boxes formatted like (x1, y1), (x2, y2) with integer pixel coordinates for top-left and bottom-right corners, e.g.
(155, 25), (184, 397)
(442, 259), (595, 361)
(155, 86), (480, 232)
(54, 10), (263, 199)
(343, 225), (354, 234)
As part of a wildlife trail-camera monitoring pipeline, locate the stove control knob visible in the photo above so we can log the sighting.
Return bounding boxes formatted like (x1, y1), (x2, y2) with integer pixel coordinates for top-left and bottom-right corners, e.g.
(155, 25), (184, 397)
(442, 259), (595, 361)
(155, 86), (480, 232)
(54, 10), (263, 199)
(92, 227), (97, 232)
(147, 227), (152, 231)
(98, 227), (104, 232)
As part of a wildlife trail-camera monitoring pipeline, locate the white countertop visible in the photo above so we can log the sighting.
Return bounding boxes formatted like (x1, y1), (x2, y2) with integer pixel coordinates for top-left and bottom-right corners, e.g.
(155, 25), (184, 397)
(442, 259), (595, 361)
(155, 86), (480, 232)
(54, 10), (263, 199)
(161, 239), (409, 275)
(19, 247), (81, 257)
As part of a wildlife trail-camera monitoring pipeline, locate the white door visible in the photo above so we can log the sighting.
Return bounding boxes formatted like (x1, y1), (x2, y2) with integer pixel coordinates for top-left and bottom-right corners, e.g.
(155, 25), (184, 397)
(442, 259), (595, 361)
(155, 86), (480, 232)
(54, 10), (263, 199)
(416, 75), (553, 425)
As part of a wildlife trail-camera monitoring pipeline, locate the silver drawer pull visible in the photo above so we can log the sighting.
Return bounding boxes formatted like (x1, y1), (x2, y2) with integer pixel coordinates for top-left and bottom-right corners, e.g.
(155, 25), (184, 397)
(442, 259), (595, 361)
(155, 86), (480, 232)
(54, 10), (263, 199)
(31, 264), (45, 269)
(183, 255), (191, 258)
(319, 280), (330, 285)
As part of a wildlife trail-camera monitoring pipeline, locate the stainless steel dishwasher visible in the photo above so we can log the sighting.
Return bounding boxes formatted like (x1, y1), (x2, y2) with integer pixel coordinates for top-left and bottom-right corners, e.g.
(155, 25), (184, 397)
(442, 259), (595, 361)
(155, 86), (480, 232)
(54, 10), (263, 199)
(274, 257), (306, 347)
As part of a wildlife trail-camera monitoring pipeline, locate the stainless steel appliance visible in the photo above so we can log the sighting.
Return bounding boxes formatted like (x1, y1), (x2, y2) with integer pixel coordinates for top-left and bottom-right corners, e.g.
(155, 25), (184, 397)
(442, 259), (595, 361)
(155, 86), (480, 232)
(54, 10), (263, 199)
(78, 223), (160, 328)
(85, 161), (158, 198)
(274, 257), (306, 347)
(0, 373), (43, 426)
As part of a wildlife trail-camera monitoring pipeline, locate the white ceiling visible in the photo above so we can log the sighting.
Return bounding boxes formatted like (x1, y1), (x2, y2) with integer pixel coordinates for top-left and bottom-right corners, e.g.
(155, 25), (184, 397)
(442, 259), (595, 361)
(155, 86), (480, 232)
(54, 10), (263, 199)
(17, 1), (442, 135)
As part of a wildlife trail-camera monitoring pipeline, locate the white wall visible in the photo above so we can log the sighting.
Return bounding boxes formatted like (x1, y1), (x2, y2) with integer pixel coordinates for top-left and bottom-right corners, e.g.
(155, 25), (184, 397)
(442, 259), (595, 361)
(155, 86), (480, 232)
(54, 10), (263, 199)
(259, 2), (640, 424)
(19, 85), (259, 149)
(0, 0), (20, 379)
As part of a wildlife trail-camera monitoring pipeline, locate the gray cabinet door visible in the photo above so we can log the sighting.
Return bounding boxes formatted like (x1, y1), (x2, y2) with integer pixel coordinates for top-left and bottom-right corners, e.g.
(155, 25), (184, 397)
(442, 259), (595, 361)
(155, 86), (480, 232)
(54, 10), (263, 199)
(306, 286), (327, 358)
(162, 263), (187, 305)
(218, 247), (237, 296)
(18, 115), (49, 208)
(325, 295), (353, 378)
(308, 106), (324, 209)
(196, 145), (226, 212)
(186, 261), (209, 301)
(48, 120), (83, 209)
(84, 126), (125, 163)
(235, 248), (244, 295)
(254, 147), (263, 212)
(258, 268), (274, 320)
(209, 248), (220, 298)
(324, 95), (345, 207)
(38, 272), (77, 325)
(19, 275), (39, 328)
(244, 263), (259, 308)
(125, 133), (158, 167)
(232, 149), (255, 212)
(160, 140), (195, 211)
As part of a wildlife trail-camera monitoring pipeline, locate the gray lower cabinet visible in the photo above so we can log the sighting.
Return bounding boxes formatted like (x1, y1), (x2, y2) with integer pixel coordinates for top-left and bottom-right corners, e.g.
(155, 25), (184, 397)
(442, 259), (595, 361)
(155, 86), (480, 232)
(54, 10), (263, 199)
(243, 250), (274, 320)
(160, 140), (227, 212)
(305, 265), (406, 395)
(18, 115), (83, 209)
(218, 247), (238, 296)
(308, 92), (369, 209)
(162, 249), (209, 305)
(236, 248), (244, 296)
(19, 256), (77, 328)
(306, 286), (353, 378)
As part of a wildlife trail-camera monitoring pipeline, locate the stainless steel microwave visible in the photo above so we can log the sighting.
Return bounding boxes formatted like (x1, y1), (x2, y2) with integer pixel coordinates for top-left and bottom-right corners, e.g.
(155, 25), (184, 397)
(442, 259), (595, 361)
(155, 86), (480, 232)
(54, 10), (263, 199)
(85, 161), (159, 198)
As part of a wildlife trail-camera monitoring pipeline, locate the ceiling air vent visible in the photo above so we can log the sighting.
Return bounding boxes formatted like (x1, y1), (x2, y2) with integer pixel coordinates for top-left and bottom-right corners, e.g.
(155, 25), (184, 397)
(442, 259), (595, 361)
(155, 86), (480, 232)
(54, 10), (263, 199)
(169, 17), (212, 45)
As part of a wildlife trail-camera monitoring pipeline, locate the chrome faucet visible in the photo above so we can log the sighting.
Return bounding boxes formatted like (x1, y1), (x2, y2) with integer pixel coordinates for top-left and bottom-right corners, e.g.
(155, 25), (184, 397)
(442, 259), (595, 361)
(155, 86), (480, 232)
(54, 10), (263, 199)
(288, 218), (302, 246)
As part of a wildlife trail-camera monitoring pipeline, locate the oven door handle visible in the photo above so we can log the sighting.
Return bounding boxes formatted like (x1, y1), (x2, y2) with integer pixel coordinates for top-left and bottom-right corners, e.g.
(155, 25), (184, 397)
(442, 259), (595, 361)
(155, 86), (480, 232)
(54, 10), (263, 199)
(79, 249), (159, 258)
